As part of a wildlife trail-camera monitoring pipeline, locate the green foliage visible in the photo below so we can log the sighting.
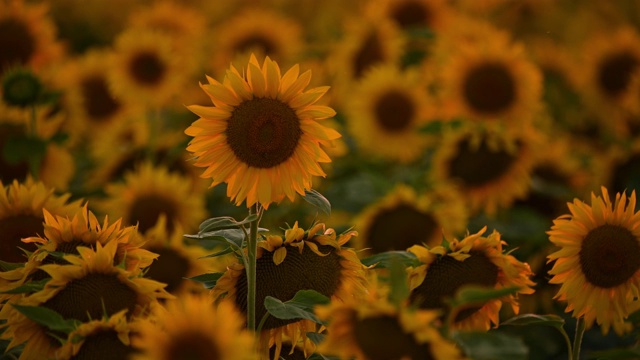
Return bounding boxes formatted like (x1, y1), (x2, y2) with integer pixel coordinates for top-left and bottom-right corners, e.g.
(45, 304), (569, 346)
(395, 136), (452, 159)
(302, 189), (331, 216)
(360, 251), (422, 269)
(263, 290), (330, 325)
(500, 314), (566, 329)
(0, 278), (49, 294)
(184, 272), (224, 289)
(453, 331), (529, 360)
(11, 305), (79, 335)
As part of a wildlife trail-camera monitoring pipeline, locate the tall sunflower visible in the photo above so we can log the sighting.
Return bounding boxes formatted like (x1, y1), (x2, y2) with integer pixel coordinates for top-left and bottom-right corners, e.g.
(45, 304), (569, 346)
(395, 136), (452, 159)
(547, 187), (640, 335)
(345, 65), (436, 163)
(407, 227), (535, 331)
(353, 184), (468, 255)
(185, 55), (340, 209)
(131, 295), (257, 360)
(211, 222), (367, 357)
(97, 162), (207, 234)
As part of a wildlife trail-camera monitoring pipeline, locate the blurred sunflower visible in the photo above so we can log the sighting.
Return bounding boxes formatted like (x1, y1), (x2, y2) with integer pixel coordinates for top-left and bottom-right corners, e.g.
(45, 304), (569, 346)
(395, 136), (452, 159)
(407, 227), (535, 331)
(185, 55), (340, 208)
(211, 222), (367, 357)
(430, 126), (539, 215)
(353, 184), (468, 255)
(0, 0), (63, 74)
(364, 0), (453, 33)
(54, 310), (133, 360)
(345, 65), (435, 163)
(2, 241), (170, 359)
(97, 162), (207, 234)
(209, 8), (303, 76)
(131, 295), (257, 360)
(547, 187), (640, 335)
(0, 178), (82, 263)
(316, 278), (465, 360)
(110, 29), (190, 108)
(268, 338), (316, 360)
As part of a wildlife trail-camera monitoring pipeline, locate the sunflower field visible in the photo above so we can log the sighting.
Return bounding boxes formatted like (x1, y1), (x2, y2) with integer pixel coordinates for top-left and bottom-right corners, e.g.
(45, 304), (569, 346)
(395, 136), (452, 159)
(2, 0), (640, 359)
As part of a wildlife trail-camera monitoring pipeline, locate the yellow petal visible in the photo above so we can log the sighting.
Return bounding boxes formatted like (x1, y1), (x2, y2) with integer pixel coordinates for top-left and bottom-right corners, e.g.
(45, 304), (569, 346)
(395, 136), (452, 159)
(273, 247), (288, 265)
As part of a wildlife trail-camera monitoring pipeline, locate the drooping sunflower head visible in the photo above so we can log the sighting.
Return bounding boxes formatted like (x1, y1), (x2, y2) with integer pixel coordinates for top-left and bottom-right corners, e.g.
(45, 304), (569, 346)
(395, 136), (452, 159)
(547, 187), (640, 335)
(353, 184), (468, 255)
(407, 227), (535, 331)
(131, 295), (257, 360)
(97, 161), (207, 234)
(185, 54), (340, 209)
(212, 222), (367, 355)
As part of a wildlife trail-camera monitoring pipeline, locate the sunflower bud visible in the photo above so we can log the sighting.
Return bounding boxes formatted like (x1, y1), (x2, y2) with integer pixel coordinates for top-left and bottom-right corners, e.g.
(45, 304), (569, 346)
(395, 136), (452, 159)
(2, 67), (42, 107)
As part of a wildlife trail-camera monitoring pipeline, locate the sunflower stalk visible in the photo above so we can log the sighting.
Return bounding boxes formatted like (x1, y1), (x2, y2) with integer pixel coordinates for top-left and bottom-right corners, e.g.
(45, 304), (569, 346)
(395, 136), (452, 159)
(571, 317), (585, 360)
(246, 203), (260, 332)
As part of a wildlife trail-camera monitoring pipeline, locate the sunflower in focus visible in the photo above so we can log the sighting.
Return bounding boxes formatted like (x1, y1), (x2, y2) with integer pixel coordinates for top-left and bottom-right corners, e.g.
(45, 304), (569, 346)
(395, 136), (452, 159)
(430, 125), (540, 215)
(547, 187), (640, 335)
(353, 184), (468, 255)
(185, 55), (340, 209)
(0, 0), (63, 74)
(132, 295), (257, 360)
(97, 162), (207, 234)
(316, 277), (465, 360)
(211, 222), (367, 357)
(407, 227), (535, 331)
(345, 65), (436, 163)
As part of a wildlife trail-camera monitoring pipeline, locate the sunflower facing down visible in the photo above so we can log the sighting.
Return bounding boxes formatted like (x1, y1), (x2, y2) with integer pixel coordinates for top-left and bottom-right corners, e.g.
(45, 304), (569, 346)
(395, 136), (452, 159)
(132, 295), (257, 360)
(547, 187), (640, 335)
(407, 227), (535, 331)
(211, 222), (367, 359)
(185, 54), (340, 209)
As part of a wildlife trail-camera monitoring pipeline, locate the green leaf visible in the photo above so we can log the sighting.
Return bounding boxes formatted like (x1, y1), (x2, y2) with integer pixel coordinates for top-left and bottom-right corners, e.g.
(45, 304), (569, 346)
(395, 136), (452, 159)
(360, 251), (421, 268)
(453, 331), (529, 360)
(303, 189), (331, 216)
(264, 290), (330, 325)
(184, 272), (224, 289)
(198, 214), (258, 233)
(500, 314), (565, 329)
(0, 260), (24, 272)
(199, 247), (235, 259)
(307, 354), (339, 360)
(405, 27), (435, 39)
(11, 304), (79, 334)
(588, 348), (640, 360)
(418, 120), (446, 134)
(0, 278), (49, 294)
(306, 332), (326, 345)
(448, 285), (521, 309)
(388, 254), (409, 305)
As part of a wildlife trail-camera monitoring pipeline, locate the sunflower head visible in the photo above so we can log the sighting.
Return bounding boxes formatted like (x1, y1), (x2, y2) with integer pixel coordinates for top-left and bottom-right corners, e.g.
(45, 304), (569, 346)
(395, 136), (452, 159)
(185, 54), (340, 209)
(547, 187), (640, 335)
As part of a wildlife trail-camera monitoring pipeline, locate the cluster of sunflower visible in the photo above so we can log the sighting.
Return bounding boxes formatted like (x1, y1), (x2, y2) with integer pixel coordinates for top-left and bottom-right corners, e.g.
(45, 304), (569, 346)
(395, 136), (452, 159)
(3, 0), (640, 358)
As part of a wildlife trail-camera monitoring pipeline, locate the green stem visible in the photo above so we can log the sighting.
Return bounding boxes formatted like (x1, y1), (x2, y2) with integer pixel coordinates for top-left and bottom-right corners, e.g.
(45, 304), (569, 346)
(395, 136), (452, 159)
(559, 326), (573, 360)
(246, 203), (259, 331)
(572, 317), (586, 360)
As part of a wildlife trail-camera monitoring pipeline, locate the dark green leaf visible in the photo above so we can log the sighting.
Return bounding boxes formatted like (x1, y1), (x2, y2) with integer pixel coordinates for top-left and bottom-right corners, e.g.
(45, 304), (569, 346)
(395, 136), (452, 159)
(500, 314), (565, 329)
(0, 260), (24, 272)
(405, 27), (434, 39)
(308, 354), (339, 360)
(360, 251), (421, 268)
(185, 272), (224, 289)
(449, 285), (521, 309)
(0, 278), (49, 294)
(303, 189), (331, 216)
(11, 304), (79, 334)
(588, 348), (640, 360)
(306, 332), (326, 345)
(388, 254), (409, 305)
(453, 331), (529, 360)
(198, 215), (257, 233)
(264, 290), (330, 325)
(199, 247), (235, 259)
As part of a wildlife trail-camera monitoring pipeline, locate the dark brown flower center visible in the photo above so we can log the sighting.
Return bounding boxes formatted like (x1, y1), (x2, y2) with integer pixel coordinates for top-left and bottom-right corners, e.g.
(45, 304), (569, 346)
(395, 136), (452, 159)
(448, 137), (518, 188)
(127, 195), (178, 234)
(366, 203), (438, 253)
(353, 315), (433, 360)
(391, 1), (431, 29)
(129, 51), (166, 86)
(463, 62), (516, 115)
(409, 251), (499, 322)
(226, 98), (302, 169)
(597, 51), (638, 98)
(165, 331), (221, 360)
(71, 330), (133, 360)
(143, 246), (190, 294)
(0, 214), (43, 263)
(269, 342), (307, 360)
(0, 18), (35, 72)
(354, 30), (384, 79)
(0, 124), (30, 184)
(580, 224), (640, 288)
(374, 90), (415, 132)
(30, 240), (88, 281)
(80, 75), (121, 121)
(43, 273), (138, 322)
(234, 242), (342, 329)
(234, 35), (277, 57)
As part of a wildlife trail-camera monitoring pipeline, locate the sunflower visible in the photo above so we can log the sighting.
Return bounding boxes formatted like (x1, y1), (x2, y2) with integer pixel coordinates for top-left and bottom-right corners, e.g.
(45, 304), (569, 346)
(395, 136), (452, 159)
(364, 0), (453, 33)
(407, 227), (535, 331)
(185, 55), (340, 209)
(345, 65), (436, 163)
(353, 184), (468, 255)
(0, 0), (63, 74)
(268, 337), (316, 360)
(211, 222), (367, 357)
(131, 295), (257, 360)
(316, 277), (465, 360)
(208, 8), (303, 76)
(429, 125), (540, 215)
(2, 240), (170, 359)
(54, 310), (134, 360)
(110, 29), (191, 108)
(97, 162), (207, 234)
(547, 187), (640, 335)
(140, 216), (224, 297)
(0, 178), (83, 264)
